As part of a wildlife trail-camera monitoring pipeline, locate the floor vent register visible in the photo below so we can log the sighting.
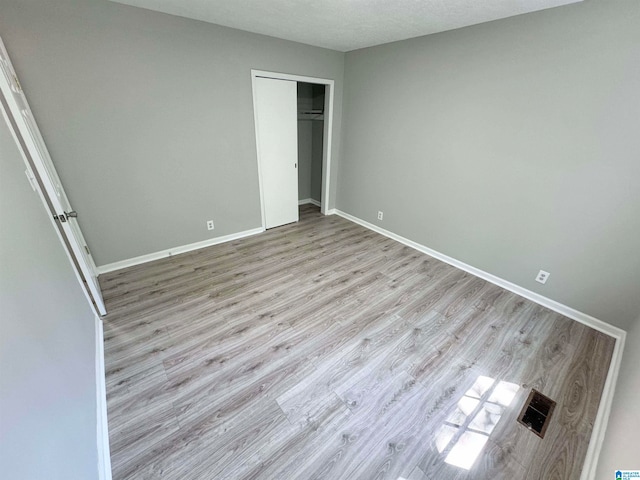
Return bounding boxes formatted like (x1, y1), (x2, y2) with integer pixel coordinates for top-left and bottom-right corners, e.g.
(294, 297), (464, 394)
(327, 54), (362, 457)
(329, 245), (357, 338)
(517, 389), (556, 438)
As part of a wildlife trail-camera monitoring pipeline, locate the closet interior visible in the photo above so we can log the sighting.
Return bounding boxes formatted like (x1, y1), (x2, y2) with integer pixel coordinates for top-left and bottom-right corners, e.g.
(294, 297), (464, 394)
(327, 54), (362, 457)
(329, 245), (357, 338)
(297, 82), (325, 206)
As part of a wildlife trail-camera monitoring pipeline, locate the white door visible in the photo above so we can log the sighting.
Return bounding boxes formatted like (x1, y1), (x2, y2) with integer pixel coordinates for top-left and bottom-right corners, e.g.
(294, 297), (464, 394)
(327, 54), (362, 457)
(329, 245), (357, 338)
(253, 76), (298, 229)
(0, 36), (106, 316)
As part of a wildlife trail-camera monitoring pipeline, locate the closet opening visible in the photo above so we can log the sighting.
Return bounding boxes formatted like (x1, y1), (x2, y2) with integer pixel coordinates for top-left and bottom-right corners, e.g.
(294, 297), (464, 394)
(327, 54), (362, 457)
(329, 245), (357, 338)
(297, 82), (325, 210)
(251, 69), (335, 230)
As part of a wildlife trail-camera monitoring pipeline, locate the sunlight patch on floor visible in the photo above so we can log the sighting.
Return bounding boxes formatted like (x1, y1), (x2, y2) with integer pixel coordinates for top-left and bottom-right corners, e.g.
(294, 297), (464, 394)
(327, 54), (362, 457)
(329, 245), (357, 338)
(435, 376), (520, 470)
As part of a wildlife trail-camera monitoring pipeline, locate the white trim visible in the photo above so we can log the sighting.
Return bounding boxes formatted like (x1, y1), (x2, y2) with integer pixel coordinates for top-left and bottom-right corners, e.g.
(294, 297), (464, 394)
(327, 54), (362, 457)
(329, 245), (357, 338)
(332, 209), (626, 479)
(320, 83), (334, 215)
(95, 316), (112, 480)
(251, 69), (335, 223)
(333, 209), (623, 337)
(298, 198), (321, 207)
(97, 227), (264, 274)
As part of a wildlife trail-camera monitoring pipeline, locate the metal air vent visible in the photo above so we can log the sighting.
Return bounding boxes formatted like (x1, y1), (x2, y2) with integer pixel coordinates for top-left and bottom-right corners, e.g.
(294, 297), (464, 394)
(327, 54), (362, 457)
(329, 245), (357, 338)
(517, 389), (556, 438)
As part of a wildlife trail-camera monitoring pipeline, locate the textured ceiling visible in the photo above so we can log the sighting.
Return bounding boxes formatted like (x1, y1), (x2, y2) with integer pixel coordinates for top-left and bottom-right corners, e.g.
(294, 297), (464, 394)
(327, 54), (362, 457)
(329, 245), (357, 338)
(111, 0), (582, 52)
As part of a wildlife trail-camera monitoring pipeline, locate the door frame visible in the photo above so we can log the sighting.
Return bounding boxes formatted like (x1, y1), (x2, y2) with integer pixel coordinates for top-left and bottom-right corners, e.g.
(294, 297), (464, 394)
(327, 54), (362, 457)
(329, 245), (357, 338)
(0, 36), (106, 316)
(251, 69), (335, 227)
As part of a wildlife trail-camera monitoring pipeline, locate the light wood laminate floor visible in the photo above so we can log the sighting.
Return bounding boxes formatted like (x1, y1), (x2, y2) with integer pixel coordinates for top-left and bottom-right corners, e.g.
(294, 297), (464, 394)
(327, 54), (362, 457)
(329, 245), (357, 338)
(101, 205), (615, 480)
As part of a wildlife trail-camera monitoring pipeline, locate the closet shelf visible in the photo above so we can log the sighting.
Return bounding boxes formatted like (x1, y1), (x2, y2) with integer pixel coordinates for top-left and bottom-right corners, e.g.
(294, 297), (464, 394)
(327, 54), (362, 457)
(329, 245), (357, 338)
(298, 110), (324, 120)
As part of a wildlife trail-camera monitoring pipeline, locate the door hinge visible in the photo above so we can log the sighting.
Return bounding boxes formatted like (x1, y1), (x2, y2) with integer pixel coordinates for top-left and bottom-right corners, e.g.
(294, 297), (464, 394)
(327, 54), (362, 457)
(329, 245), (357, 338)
(12, 73), (22, 93)
(84, 245), (91, 256)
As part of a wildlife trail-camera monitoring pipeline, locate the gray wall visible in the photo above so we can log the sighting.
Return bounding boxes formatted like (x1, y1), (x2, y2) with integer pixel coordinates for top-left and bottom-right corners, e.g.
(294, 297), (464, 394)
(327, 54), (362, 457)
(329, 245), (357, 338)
(297, 120), (324, 203)
(310, 120), (324, 203)
(298, 83), (324, 203)
(0, 116), (99, 478)
(297, 83), (313, 201)
(596, 318), (640, 475)
(339, 0), (640, 329)
(0, 0), (344, 266)
(297, 120), (313, 201)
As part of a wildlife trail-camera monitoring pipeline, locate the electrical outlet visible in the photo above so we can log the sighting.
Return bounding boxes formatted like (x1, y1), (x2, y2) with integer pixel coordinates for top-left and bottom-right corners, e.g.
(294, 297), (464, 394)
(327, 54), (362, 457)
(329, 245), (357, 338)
(377, 211), (384, 221)
(206, 220), (214, 231)
(535, 270), (550, 284)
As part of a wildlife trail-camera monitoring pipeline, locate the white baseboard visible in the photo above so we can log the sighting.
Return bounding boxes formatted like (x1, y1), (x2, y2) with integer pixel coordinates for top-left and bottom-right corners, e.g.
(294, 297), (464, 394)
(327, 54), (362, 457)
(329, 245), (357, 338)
(332, 209), (625, 480)
(97, 227), (264, 275)
(93, 207), (625, 479)
(95, 316), (112, 480)
(299, 198), (321, 207)
(333, 209), (623, 337)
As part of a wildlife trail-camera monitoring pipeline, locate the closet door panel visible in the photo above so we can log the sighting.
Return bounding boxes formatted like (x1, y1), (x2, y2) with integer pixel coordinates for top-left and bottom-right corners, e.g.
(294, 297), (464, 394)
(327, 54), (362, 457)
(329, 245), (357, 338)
(254, 77), (298, 229)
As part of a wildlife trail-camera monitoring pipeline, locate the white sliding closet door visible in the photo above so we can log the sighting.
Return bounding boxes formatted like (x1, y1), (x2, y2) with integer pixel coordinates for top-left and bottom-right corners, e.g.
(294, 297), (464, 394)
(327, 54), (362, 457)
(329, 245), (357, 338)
(253, 76), (298, 229)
